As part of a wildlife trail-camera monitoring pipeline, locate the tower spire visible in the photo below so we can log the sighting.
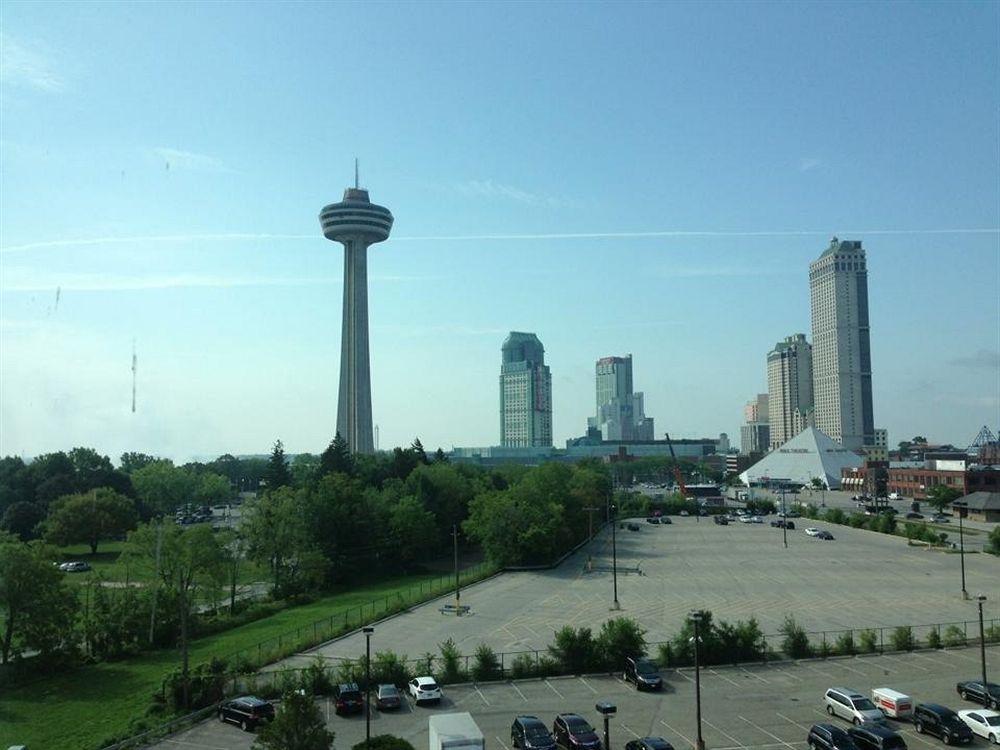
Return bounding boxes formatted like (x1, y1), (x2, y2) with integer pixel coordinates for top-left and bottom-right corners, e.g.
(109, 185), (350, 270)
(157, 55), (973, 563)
(354, 158), (359, 189)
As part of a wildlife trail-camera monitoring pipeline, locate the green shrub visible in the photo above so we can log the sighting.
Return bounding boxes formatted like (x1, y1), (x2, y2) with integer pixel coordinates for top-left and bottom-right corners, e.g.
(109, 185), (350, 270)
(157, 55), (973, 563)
(276, 668), (300, 696)
(596, 617), (647, 670)
(848, 514), (867, 528)
(926, 628), (942, 649)
(987, 526), (1000, 555)
(536, 655), (560, 677)
(472, 643), (501, 681)
(509, 652), (537, 679)
(985, 624), (1000, 644)
(943, 625), (966, 647)
(779, 616), (813, 659)
(859, 629), (878, 653)
(890, 626), (915, 652)
(438, 637), (466, 683)
(824, 508), (847, 525)
(657, 642), (674, 667)
(373, 650), (410, 688)
(301, 655), (333, 695)
(834, 631), (857, 656)
(549, 626), (598, 674)
(353, 736), (417, 750)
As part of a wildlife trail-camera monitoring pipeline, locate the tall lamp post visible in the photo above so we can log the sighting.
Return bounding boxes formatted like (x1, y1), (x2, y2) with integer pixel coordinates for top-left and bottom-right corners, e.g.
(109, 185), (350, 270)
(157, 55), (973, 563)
(976, 596), (988, 690)
(780, 487), (788, 549)
(363, 626), (374, 746)
(596, 701), (617, 750)
(689, 610), (707, 750)
(956, 502), (968, 599)
(611, 503), (620, 610)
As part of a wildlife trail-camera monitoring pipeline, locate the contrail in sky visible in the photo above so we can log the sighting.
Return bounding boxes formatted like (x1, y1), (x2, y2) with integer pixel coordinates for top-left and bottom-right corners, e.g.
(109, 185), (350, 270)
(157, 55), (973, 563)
(0, 228), (997, 254)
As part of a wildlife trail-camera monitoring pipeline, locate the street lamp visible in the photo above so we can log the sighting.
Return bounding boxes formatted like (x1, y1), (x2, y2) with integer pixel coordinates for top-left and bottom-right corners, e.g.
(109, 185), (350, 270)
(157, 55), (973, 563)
(976, 596), (988, 690)
(610, 504), (620, 610)
(780, 487), (788, 549)
(363, 626), (374, 746)
(956, 502), (968, 599)
(596, 701), (617, 750)
(689, 610), (707, 750)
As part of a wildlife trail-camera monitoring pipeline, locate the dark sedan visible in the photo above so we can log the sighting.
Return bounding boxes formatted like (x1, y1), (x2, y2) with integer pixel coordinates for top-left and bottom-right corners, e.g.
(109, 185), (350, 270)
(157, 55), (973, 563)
(375, 683), (402, 710)
(957, 681), (1000, 710)
(626, 738), (675, 750)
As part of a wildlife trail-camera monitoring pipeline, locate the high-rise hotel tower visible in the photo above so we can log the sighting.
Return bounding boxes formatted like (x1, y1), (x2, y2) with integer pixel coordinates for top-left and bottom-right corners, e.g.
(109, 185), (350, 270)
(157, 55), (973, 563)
(499, 332), (552, 448)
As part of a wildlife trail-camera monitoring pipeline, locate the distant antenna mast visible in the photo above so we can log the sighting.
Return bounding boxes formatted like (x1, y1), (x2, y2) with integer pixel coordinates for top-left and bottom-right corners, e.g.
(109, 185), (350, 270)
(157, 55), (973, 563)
(375, 424), (379, 452)
(131, 339), (137, 413)
(355, 158), (359, 189)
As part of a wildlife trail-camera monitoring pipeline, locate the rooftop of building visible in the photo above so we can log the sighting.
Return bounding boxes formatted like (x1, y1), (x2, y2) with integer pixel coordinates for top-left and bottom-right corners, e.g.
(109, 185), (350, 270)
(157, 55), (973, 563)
(818, 236), (864, 258)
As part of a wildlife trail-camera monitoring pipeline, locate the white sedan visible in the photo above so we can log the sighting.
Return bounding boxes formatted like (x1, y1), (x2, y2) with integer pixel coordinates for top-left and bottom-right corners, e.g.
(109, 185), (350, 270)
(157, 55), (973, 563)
(805, 527), (821, 536)
(408, 676), (442, 705)
(958, 710), (1000, 744)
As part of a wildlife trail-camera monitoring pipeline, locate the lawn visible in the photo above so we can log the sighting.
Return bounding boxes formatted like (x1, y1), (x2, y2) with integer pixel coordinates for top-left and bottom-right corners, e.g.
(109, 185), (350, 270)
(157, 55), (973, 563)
(0, 567), (487, 750)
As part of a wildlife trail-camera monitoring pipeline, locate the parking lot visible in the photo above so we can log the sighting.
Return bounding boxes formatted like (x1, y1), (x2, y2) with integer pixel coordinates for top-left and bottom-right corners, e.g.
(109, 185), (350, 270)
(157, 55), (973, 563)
(151, 645), (1000, 750)
(277, 516), (999, 669)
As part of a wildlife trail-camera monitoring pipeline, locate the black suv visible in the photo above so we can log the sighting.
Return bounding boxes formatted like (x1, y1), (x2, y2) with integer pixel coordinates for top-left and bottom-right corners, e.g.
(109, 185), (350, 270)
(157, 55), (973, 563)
(553, 713), (602, 750)
(849, 725), (908, 750)
(809, 724), (859, 750)
(956, 680), (1000, 710)
(218, 696), (275, 731)
(333, 682), (364, 715)
(512, 715), (557, 750)
(913, 704), (973, 745)
(626, 738), (675, 750)
(623, 656), (663, 691)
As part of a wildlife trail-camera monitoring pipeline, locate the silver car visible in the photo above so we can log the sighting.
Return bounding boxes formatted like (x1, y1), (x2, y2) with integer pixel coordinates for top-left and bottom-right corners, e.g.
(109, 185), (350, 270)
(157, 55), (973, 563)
(826, 688), (887, 725)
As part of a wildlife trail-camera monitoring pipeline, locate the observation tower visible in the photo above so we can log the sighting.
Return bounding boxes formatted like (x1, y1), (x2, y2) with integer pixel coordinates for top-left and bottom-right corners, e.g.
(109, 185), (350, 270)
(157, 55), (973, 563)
(319, 169), (393, 454)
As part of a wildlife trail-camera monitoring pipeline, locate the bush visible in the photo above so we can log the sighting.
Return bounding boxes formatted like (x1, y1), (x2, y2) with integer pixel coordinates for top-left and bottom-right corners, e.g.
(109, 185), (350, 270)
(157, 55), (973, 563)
(164, 657), (229, 711)
(987, 526), (1000, 556)
(373, 650), (410, 688)
(985, 624), (1000, 644)
(834, 631), (857, 656)
(438, 638), (466, 683)
(926, 628), (942, 649)
(890, 626), (915, 652)
(549, 626), (598, 674)
(509, 652), (537, 679)
(848, 514), (867, 529)
(301, 655), (333, 695)
(859, 629), (879, 653)
(353, 736), (417, 750)
(824, 508), (847, 525)
(596, 617), (647, 671)
(714, 618), (767, 665)
(779, 616), (813, 659)
(657, 642), (674, 667)
(472, 643), (502, 681)
(943, 625), (966, 647)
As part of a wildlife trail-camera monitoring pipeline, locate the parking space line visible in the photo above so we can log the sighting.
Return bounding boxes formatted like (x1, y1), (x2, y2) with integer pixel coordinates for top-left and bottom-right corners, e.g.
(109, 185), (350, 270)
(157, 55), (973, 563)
(800, 662), (837, 680)
(830, 660), (869, 678)
(579, 676), (599, 694)
(739, 716), (797, 750)
(910, 652), (952, 669)
(740, 667), (770, 684)
(620, 722), (642, 738)
(703, 717), (746, 747)
(660, 719), (696, 749)
(776, 712), (810, 731)
(674, 669), (696, 683)
(496, 736), (510, 750)
(770, 667), (804, 682)
(896, 729), (938, 749)
(474, 685), (491, 705)
(510, 682), (529, 701)
(614, 676), (637, 692)
(545, 679), (565, 699)
(709, 668), (742, 687)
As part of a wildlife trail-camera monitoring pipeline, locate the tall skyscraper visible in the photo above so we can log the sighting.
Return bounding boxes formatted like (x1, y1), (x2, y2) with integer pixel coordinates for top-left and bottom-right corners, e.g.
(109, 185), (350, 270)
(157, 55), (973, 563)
(588, 354), (654, 441)
(744, 393), (769, 423)
(319, 175), (393, 454)
(809, 237), (874, 450)
(767, 333), (814, 449)
(741, 393), (770, 455)
(500, 332), (552, 447)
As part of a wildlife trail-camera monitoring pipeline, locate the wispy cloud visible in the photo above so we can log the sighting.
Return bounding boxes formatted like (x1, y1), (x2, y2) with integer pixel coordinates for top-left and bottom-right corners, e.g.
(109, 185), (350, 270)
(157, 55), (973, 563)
(659, 266), (794, 278)
(0, 233), (314, 255)
(456, 179), (562, 206)
(798, 157), (823, 172)
(949, 349), (1000, 370)
(0, 33), (63, 91)
(152, 147), (231, 173)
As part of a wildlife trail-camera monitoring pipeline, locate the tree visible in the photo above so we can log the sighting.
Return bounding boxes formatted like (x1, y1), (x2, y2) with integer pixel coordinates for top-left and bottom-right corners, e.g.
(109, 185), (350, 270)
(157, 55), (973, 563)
(0, 532), (79, 663)
(120, 451), (157, 473)
(290, 453), (320, 487)
(132, 460), (198, 515)
(44, 488), (138, 554)
(986, 526), (1000, 556)
(810, 477), (825, 490)
(1, 501), (46, 540)
(353, 737), (415, 750)
(926, 485), (961, 513)
(597, 616), (647, 669)
(319, 433), (354, 478)
(389, 496), (439, 569)
(194, 472), (232, 506)
(253, 689), (334, 750)
(243, 487), (326, 596)
(433, 448), (448, 463)
(69, 447), (133, 496)
(265, 440), (292, 491)
(411, 438), (429, 465)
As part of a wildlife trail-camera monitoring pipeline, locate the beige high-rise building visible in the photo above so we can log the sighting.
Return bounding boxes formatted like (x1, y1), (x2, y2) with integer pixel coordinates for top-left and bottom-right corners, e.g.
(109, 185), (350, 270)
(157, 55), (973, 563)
(809, 238), (875, 450)
(744, 394), (769, 423)
(767, 334), (814, 449)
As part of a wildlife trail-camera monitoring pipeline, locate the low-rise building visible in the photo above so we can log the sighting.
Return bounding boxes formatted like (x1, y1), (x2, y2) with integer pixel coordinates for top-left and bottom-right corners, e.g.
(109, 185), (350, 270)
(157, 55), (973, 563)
(886, 460), (1000, 500)
(950, 492), (1000, 523)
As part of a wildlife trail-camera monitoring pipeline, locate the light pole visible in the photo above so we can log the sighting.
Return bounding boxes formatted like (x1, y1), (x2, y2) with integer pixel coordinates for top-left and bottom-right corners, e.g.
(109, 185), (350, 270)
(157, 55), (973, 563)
(596, 701), (617, 750)
(584, 505), (599, 572)
(957, 502), (968, 599)
(689, 610), (707, 750)
(780, 488), (788, 549)
(363, 626), (374, 746)
(611, 503), (620, 610)
(452, 524), (460, 612)
(976, 596), (988, 690)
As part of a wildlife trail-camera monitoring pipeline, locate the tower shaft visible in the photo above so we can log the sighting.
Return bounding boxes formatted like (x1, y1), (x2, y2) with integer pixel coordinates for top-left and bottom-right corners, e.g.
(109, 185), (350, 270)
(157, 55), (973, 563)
(338, 240), (374, 453)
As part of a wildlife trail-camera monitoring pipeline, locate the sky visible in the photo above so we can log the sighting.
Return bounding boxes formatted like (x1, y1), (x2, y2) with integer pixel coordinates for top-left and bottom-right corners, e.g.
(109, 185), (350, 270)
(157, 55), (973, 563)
(1, 0), (998, 463)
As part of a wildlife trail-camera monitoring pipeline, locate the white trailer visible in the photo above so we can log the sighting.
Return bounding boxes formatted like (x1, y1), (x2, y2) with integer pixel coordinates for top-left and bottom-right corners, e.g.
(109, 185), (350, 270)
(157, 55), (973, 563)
(430, 713), (485, 750)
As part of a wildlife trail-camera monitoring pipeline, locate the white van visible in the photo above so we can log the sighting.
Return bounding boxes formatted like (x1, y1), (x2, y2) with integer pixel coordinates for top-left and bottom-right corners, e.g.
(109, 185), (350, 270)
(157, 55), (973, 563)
(871, 688), (913, 719)
(825, 687), (886, 725)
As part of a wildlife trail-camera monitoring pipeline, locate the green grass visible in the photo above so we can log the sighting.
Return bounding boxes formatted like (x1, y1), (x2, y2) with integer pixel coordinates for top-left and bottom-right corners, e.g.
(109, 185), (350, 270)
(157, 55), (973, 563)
(0, 568), (485, 750)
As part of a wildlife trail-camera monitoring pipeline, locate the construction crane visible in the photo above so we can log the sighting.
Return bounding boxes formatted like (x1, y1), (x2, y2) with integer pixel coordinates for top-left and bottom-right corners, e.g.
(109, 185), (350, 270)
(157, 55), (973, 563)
(663, 432), (689, 497)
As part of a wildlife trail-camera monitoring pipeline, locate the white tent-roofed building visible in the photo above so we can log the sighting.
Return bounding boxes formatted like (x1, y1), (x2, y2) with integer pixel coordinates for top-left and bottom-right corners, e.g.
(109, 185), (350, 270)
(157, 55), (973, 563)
(739, 426), (863, 489)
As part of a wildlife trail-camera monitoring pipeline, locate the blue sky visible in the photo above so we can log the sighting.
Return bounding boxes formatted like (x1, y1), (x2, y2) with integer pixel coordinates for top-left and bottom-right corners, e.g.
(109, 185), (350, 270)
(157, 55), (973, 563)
(1, 0), (997, 462)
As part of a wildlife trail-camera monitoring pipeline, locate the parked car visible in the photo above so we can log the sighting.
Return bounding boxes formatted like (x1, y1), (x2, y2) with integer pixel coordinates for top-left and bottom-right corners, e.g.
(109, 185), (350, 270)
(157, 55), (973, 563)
(957, 710), (1000, 744)
(817, 531), (835, 540)
(660, 516), (672, 524)
(408, 676), (442, 705)
(333, 683), (363, 715)
(59, 561), (92, 572)
(218, 696), (275, 731)
(646, 517), (661, 525)
(931, 515), (950, 523)
(809, 723), (860, 750)
(848, 724), (908, 750)
(625, 738), (675, 750)
(679, 510), (689, 517)
(806, 527), (821, 536)
(375, 683), (401, 710)
(623, 656), (663, 691)
(905, 512), (923, 519)
(553, 714), (602, 750)
(627, 522), (641, 531)
(713, 516), (729, 525)
(512, 715), (558, 750)
(825, 688), (887, 725)
(770, 519), (796, 529)
(957, 681), (1000, 710)
(913, 703), (974, 744)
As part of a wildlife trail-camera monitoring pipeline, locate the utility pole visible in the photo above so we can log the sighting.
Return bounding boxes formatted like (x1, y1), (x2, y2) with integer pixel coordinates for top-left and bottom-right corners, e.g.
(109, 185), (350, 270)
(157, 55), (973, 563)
(583, 506), (599, 571)
(781, 488), (788, 549)
(611, 503), (619, 610)
(689, 610), (706, 750)
(452, 524), (460, 612)
(957, 502), (968, 599)
(976, 596), (988, 689)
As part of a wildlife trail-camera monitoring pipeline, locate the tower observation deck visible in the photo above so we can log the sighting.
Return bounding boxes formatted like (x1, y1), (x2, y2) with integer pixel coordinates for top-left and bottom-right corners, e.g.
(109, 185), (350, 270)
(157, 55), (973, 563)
(319, 183), (394, 454)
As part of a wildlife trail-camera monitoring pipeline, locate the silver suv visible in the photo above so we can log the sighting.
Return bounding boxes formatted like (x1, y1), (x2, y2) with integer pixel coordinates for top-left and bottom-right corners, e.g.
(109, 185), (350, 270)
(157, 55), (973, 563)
(826, 688), (887, 725)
